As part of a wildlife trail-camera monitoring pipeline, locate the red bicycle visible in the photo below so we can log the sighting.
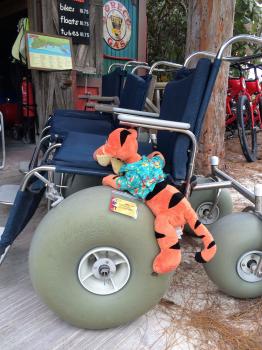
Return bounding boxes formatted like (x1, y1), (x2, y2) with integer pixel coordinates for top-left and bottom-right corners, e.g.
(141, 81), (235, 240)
(226, 63), (262, 162)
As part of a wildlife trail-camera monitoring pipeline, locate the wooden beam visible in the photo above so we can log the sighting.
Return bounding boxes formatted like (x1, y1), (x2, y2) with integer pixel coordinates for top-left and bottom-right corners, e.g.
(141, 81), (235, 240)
(0, 0), (27, 18)
(138, 0), (147, 63)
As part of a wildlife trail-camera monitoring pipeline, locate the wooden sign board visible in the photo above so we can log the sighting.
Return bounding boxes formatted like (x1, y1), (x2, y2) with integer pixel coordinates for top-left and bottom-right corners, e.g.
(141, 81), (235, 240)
(26, 32), (74, 71)
(57, 0), (90, 45)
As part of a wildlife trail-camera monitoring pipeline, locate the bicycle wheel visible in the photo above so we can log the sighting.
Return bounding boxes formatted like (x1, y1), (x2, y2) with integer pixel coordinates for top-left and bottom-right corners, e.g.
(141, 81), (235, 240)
(237, 95), (257, 162)
(258, 96), (262, 129)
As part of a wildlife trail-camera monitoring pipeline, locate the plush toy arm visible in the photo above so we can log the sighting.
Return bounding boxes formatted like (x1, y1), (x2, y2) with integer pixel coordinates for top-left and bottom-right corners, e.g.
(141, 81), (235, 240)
(147, 151), (165, 161)
(147, 152), (166, 169)
(102, 174), (129, 191)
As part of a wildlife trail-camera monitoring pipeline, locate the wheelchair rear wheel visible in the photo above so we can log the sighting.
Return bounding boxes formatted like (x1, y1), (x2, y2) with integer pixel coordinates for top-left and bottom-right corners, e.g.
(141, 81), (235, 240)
(29, 186), (170, 329)
(204, 212), (262, 298)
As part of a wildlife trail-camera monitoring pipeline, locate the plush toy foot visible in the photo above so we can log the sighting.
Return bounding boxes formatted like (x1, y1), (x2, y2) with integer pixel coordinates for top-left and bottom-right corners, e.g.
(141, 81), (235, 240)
(195, 241), (217, 263)
(153, 248), (181, 274)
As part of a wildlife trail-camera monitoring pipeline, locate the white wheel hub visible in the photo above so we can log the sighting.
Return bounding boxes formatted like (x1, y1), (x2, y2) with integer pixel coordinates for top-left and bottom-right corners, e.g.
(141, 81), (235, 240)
(196, 202), (220, 225)
(237, 250), (262, 283)
(78, 247), (131, 295)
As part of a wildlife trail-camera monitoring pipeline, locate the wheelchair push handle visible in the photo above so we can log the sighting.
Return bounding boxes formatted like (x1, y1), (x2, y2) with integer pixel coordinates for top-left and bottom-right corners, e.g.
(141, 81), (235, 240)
(149, 61), (183, 75)
(217, 34), (262, 60)
(123, 61), (149, 70)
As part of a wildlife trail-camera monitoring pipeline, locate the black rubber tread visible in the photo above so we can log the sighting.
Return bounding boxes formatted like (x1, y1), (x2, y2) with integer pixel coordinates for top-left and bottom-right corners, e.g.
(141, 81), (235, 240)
(237, 95), (257, 162)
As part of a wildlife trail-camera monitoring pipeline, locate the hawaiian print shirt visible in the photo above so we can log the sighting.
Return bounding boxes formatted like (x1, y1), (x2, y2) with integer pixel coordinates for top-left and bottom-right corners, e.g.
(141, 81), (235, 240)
(116, 155), (166, 200)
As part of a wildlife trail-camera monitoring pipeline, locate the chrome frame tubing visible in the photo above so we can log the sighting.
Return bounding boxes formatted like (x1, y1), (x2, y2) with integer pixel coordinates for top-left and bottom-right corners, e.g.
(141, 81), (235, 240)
(149, 61), (183, 75)
(123, 61), (148, 70)
(29, 134), (53, 170)
(42, 143), (62, 163)
(184, 51), (245, 67)
(20, 165), (56, 192)
(192, 156), (262, 216)
(95, 104), (160, 118)
(184, 51), (262, 67)
(217, 34), (262, 60)
(117, 114), (196, 198)
(184, 35), (262, 68)
(0, 112), (5, 170)
(28, 125), (52, 169)
(131, 65), (180, 75)
(131, 65), (150, 74)
(108, 63), (125, 73)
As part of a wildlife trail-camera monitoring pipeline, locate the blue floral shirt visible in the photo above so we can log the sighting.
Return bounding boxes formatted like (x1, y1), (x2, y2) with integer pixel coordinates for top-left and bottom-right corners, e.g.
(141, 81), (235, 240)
(116, 155), (166, 200)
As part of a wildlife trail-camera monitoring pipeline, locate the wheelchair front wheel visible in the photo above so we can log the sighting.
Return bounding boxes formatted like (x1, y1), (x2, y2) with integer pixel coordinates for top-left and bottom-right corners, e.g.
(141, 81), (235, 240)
(29, 186), (170, 329)
(189, 176), (233, 230)
(204, 213), (262, 298)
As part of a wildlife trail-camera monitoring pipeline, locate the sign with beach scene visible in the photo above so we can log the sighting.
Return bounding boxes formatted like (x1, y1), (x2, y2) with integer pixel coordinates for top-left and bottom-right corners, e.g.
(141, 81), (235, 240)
(26, 32), (74, 71)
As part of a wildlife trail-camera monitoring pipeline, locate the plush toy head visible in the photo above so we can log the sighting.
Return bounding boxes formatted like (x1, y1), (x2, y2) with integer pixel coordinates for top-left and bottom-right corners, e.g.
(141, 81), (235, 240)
(93, 128), (140, 174)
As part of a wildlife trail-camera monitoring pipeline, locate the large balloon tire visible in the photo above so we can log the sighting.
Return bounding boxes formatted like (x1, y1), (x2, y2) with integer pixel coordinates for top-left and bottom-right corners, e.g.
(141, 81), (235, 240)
(29, 186), (170, 329)
(62, 174), (103, 197)
(188, 176), (233, 231)
(204, 212), (262, 298)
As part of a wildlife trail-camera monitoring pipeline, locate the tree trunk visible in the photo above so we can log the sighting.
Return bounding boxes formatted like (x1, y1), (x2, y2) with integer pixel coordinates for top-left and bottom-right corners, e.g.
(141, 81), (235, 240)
(186, 0), (236, 174)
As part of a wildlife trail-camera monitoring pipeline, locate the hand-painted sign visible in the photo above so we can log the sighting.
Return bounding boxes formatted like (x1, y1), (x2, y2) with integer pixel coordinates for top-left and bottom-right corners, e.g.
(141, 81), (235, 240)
(103, 1), (132, 50)
(26, 32), (73, 71)
(58, 0), (90, 45)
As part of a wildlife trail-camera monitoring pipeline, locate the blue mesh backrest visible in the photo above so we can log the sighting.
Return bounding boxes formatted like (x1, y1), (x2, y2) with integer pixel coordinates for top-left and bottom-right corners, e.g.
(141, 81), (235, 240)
(102, 67), (126, 97)
(119, 73), (152, 110)
(157, 58), (212, 181)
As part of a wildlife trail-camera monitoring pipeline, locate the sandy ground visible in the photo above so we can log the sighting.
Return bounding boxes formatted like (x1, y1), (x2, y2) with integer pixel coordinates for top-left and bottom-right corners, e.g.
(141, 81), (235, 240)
(0, 134), (261, 350)
(224, 131), (262, 210)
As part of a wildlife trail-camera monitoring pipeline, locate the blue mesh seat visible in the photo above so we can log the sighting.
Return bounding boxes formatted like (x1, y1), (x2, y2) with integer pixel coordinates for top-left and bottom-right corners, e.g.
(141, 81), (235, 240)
(157, 58), (212, 182)
(48, 73), (152, 138)
(102, 67), (126, 97)
(51, 58), (212, 183)
(52, 131), (153, 176)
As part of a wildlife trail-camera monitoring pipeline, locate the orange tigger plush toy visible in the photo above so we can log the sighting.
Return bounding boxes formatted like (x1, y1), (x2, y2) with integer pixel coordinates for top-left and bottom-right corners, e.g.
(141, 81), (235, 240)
(94, 128), (217, 274)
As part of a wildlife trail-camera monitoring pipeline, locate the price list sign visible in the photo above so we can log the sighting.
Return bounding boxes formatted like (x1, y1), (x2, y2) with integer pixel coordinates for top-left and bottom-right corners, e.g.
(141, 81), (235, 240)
(58, 0), (90, 45)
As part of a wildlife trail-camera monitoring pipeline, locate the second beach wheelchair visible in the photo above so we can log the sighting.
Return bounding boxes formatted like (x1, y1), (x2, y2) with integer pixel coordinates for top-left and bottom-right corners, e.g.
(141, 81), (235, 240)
(0, 35), (261, 329)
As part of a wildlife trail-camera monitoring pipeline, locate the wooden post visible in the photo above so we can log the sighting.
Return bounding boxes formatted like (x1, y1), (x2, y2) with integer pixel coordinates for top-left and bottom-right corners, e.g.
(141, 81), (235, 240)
(138, 0), (147, 63)
(186, 0), (236, 174)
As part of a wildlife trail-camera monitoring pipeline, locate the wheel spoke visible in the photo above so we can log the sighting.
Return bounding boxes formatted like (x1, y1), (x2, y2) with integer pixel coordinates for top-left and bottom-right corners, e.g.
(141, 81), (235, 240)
(93, 252), (102, 260)
(114, 258), (127, 266)
(110, 277), (118, 291)
(81, 271), (94, 282)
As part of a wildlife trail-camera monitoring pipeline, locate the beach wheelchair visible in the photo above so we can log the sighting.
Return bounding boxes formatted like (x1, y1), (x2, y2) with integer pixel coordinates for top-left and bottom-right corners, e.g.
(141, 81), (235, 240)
(0, 35), (261, 330)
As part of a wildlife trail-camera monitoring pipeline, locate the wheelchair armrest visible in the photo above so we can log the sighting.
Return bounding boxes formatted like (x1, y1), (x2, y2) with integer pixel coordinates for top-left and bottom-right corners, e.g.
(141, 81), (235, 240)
(95, 104), (160, 118)
(79, 95), (120, 104)
(118, 114), (191, 131)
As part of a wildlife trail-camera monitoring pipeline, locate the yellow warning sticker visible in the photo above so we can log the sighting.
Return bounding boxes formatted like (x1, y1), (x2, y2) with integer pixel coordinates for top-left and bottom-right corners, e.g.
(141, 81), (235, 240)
(110, 197), (138, 219)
